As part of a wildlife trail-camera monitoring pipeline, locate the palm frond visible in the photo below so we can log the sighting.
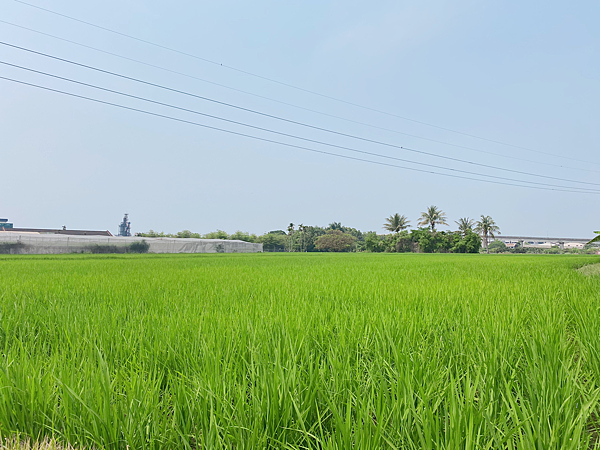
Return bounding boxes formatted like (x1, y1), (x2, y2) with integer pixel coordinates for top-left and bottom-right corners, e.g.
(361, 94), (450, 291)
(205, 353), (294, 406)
(383, 213), (411, 233)
(588, 231), (600, 244)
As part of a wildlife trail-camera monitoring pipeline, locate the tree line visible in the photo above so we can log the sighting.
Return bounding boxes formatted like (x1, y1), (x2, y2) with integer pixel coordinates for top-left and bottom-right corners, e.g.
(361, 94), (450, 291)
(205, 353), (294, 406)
(137, 205), (508, 254)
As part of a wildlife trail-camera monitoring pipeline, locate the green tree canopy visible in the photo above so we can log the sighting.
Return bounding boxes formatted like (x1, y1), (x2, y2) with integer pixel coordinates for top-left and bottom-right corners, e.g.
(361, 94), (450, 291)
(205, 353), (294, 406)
(203, 230), (229, 240)
(229, 231), (258, 243)
(488, 240), (507, 253)
(451, 230), (482, 254)
(327, 222), (344, 231)
(314, 230), (357, 252)
(258, 233), (287, 251)
(176, 230), (201, 239)
(364, 231), (385, 252)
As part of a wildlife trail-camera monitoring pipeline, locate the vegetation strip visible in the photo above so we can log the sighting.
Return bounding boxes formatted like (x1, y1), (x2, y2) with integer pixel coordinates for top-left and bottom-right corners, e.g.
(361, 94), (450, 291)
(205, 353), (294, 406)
(578, 263), (600, 277)
(0, 253), (599, 448)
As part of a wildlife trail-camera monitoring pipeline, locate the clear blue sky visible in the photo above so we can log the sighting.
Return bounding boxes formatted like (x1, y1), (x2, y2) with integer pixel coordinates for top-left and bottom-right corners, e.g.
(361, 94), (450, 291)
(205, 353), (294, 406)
(1, 0), (598, 237)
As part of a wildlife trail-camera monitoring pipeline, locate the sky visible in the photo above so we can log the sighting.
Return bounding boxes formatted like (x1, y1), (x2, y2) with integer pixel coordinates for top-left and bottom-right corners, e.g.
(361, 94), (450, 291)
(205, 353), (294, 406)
(1, 0), (599, 237)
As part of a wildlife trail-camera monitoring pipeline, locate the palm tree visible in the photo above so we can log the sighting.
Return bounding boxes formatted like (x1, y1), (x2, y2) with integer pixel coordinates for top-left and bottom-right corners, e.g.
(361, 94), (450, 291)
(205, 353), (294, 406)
(287, 223), (295, 252)
(383, 213), (411, 233)
(475, 215), (500, 253)
(328, 222), (343, 231)
(298, 223), (305, 252)
(455, 217), (475, 237)
(418, 206), (448, 232)
(588, 231), (600, 244)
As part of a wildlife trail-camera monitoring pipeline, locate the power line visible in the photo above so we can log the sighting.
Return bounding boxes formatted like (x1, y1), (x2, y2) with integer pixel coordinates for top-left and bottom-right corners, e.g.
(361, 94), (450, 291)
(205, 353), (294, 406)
(1, 20), (598, 175)
(1, 43), (598, 189)
(3, 61), (600, 192)
(10, 0), (600, 167)
(1, 74), (597, 195)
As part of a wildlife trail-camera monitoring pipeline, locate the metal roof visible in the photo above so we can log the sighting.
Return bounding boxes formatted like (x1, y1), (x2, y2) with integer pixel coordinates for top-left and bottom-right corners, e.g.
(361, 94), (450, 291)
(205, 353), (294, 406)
(1, 228), (113, 236)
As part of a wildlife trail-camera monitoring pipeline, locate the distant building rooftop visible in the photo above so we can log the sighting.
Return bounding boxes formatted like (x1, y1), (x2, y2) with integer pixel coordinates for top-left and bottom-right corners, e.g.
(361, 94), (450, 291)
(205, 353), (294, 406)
(1, 228), (112, 236)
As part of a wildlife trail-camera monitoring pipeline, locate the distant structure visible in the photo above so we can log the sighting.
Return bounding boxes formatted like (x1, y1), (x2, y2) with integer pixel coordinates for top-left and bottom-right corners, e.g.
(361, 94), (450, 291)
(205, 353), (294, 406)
(493, 235), (592, 250)
(0, 218), (111, 236)
(118, 214), (131, 237)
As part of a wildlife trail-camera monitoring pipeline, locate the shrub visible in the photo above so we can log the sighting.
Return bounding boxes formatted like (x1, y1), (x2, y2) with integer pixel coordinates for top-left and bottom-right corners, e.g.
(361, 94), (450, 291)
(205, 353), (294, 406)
(129, 240), (150, 253)
(544, 247), (560, 255)
(488, 240), (507, 253)
(0, 242), (25, 254)
(89, 245), (128, 254)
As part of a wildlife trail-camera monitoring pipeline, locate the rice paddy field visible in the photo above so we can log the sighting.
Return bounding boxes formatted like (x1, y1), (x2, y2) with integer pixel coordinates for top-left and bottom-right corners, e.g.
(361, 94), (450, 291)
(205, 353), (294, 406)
(1, 253), (599, 449)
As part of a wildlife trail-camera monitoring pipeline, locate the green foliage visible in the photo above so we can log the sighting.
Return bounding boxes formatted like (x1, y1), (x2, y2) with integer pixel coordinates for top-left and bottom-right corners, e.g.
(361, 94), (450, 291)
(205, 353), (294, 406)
(135, 230), (170, 238)
(257, 233), (287, 252)
(228, 231), (258, 243)
(455, 217), (475, 236)
(133, 222), (497, 255)
(409, 228), (453, 253)
(475, 215), (501, 252)
(89, 244), (129, 254)
(202, 230), (229, 240)
(488, 239), (507, 253)
(297, 226), (326, 252)
(418, 205), (448, 232)
(88, 242), (151, 254)
(511, 243), (528, 254)
(395, 236), (414, 253)
(0, 254), (599, 448)
(578, 262), (600, 276)
(589, 231), (600, 244)
(364, 231), (385, 252)
(176, 230), (202, 239)
(387, 230), (413, 253)
(314, 230), (357, 252)
(0, 242), (25, 254)
(129, 240), (150, 253)
(451, 230), (482, 253)
(544, 247), (561, 254)
(378, 228), (482, 254)
(383, 213), (411, 233)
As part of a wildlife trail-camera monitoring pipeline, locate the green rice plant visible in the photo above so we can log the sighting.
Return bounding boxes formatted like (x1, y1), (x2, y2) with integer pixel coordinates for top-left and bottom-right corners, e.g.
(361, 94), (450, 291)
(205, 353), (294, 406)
(0, 253), (599, 449)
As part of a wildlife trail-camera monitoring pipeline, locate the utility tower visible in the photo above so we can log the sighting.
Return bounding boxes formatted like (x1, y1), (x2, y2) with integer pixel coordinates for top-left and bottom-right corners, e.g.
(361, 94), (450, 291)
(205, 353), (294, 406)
(118, 214), (131, 236)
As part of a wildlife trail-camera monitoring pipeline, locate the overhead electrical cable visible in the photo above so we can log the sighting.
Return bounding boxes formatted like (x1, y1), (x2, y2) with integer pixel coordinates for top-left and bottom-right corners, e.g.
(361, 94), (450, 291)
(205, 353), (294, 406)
(9, 0), (599, 167)
(3, 62), (599, 193)
(0, 21), (597, 175)
(0, 74), (598, 195)
(1, 44), (598, 189)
